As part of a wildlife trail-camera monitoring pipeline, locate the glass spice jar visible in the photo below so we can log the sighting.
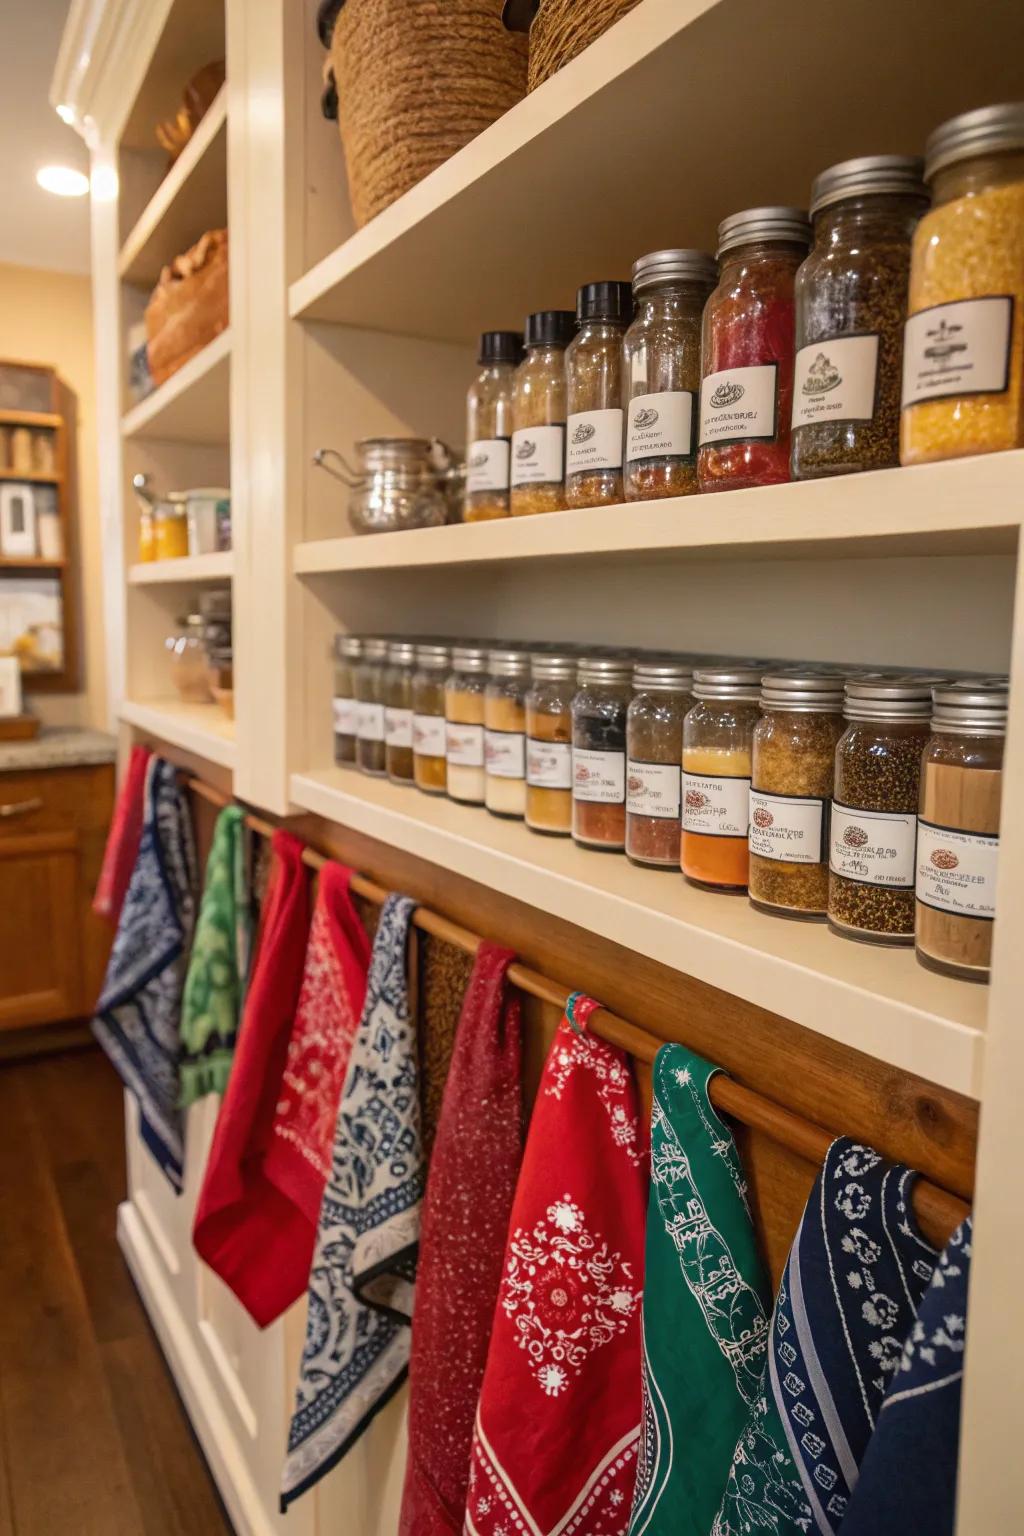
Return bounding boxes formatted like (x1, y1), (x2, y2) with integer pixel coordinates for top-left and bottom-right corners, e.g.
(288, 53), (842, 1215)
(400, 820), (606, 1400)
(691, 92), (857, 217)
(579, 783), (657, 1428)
(624, 249), (717, 501)
(355, 637), (388, 776)
(333, 634), (361, 766)
(413, 643), (450, 795)
(465, 331), (523, 522)
(626, 659), (693, 867)
(565, 281), (634, 509)
(485, 649), (530, 818)
(384, 639), (416, 784)
(166, 612), (213, 703)
(698, 207), (811, 492)
(525, 652), (576, 836)
(828, 675), (937, 945)
(572, 655), (633, 851)
(916, 680), (1006, 982)
(510, 310), (576, 516)
(682, 665), (762, 891)
(749, 671), (846, 919)
(792, 157), (927, 479)
(155, 497), (190, 559)
(446, 645), (489, 804)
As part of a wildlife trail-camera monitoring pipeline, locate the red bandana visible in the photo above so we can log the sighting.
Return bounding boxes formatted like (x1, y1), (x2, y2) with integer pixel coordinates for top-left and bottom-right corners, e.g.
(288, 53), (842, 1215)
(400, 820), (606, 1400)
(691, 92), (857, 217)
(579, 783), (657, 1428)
(93, 744), (152, 924)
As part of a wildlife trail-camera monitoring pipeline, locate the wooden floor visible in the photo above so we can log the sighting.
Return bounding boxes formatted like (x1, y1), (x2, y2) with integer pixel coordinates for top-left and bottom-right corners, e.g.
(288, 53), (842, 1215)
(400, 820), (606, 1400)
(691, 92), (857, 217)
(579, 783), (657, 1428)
(0, 1046), (233, 1536)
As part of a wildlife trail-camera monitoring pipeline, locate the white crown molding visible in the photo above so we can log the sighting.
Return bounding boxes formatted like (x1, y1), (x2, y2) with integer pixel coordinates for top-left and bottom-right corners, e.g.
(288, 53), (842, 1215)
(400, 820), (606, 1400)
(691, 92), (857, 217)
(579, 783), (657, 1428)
(50, 0), (174, 148)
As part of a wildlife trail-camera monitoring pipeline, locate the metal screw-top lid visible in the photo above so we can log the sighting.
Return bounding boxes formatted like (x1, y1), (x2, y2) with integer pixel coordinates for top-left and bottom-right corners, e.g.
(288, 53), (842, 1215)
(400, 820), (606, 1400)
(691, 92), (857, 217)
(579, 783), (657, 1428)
(334, 634), (362, 662)
(716, 206), (811, 257)
(524, 310), (576, 349)
(387, 640), (417, 665)
(632, 658), (694, 691)
(631, 248), (717, 294)
(530, 651), (577, 682)
(200, 589), (232, 621)
(843, 672), (943, 722)
(360, 637), (389, 663)
(577, 654), (634, 686)
(478, 330), (524, 366)
(925, 103), (1024, 181)
(810, 155), (927, 217)
(451, 644), (490, 674)
(576, 281), (634, 326)
(760, 668), (846, 712)
(692, 664), (763, 702)
(931, 678), (1009, 735)
(488, 647), (530, 678)
(415, 643), (451, 669)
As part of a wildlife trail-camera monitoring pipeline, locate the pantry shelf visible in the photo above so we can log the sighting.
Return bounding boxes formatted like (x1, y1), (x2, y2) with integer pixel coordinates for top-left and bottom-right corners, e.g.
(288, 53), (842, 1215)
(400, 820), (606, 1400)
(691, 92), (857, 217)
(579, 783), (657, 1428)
(120, 698), (236, 770)
(128, 551), (234, 585)
(121, 329), (230, 445)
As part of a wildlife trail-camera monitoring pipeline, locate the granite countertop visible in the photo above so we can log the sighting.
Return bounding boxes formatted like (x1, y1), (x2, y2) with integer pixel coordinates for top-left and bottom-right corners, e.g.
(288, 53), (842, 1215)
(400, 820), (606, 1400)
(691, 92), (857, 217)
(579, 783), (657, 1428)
(0, 727), (118, 773)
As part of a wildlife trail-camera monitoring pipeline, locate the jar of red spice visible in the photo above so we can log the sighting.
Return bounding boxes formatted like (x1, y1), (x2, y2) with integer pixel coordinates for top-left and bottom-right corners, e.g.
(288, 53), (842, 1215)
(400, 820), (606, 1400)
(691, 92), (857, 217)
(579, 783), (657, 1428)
(626, 659), (693, 867)
(572, 655), (633, 851)
(682, 665), (762, 891)
(698, 207), (811, 492)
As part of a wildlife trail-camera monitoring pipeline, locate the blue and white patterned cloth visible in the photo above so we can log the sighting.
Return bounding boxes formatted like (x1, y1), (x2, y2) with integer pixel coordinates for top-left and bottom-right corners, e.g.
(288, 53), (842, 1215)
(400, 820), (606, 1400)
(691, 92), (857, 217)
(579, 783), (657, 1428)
(281, 893), (421, 1509)
(93, 757), (197, 1191)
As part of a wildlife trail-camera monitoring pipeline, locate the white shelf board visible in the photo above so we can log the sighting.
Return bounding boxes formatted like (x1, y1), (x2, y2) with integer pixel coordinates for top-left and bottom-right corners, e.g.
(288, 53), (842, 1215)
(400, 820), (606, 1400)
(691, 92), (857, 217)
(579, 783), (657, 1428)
(128, 551), (234, 585)
(120, 699), (236, 770)
(291, 767), (987, 1098)
(121, 330), (230, 445)
(118, 85), (228, 288)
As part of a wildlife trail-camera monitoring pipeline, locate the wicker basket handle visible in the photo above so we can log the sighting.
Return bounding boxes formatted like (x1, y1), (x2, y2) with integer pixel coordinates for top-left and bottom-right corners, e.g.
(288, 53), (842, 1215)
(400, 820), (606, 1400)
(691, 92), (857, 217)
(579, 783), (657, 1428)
(321, 60), (339, 121)
(502, 0), (539, 31)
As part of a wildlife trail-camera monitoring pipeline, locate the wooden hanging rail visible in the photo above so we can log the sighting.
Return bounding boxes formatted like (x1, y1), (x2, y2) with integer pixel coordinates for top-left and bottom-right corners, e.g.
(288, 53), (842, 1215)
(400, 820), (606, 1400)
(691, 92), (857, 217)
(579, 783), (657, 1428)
(185, 775), (970, 1247)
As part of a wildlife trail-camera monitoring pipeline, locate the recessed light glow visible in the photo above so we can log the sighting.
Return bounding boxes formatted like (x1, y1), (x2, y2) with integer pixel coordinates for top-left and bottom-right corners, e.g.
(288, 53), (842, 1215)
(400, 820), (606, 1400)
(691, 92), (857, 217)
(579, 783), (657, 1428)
(56, 103), (76, 125)
(36, 164), (89, 197)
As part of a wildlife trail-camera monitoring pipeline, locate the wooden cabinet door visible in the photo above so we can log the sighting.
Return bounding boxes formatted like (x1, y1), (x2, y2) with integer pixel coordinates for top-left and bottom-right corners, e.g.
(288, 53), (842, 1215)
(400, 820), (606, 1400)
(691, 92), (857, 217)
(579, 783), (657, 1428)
(0, 830), (81, 1029)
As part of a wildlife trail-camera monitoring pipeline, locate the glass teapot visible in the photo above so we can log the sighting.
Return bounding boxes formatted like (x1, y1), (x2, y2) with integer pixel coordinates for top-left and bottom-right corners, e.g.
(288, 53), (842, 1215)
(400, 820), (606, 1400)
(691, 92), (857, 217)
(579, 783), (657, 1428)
(313, 437), (462, 534)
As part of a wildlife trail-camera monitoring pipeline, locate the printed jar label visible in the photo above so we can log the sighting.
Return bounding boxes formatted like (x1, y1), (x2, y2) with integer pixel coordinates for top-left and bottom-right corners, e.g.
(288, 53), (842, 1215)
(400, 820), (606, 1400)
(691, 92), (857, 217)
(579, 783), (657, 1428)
(683, 773), (750, 838)
(566, 409), (624, 474)
(356, 701), (384, 741)
(333, 696), (357, 736)
(485, 729), (525, 779)
(627, 761), (681, 819)
(446, 722), (485, 768)
(915, 820), (999, 920)
(384, 707), (413, 749)
(748, 791), (825, 865)
(792, 335), (879, 427)
(413, 713), (446, 758)
(466, 438), (511, 493)
(699, 364), (778, 445)
(626, 391), (695, 462)
(829, 804), (916, 888)
(573, 747), (626, 804)
(527, 739), (571, 789)
(511, 425), (564, 486)
(902, 296), (1013, 407)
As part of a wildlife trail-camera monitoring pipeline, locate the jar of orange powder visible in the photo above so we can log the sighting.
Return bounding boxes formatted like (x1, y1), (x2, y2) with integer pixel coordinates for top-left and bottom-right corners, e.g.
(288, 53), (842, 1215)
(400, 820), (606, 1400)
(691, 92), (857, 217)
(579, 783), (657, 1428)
(681, 665), (762, 891)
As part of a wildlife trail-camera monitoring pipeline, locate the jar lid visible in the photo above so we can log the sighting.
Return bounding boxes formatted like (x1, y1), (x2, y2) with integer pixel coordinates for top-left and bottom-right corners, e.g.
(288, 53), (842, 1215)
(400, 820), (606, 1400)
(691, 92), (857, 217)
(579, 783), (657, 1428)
(577, 654), (634, 685)
(631, 249), (717, 293)
(931, 678), (1009, 735)
(360, 637), (389, 662)
(478, 330), (524, 366)
(576, 281), (634, 326)
(692, 664), (763, 702)
(716, 206), (812, 257)
(843, 672), (942, 721)
(200, 590), (231, 620)
(488, 647), (530, 677)
(810, 155), (927, 216)
(632, 658), (694, 690)
(167, 491), (188, 506)
(530, 651), (577, 681)
(415, 643), (450, 668)
(451, 644), (489, 673)
(387, 640), (416, 665)
(524, 310), (576, 348)
(760, 668), (846, 712)
(334, 634), (362, 661)
(925, 102), (1024, 181)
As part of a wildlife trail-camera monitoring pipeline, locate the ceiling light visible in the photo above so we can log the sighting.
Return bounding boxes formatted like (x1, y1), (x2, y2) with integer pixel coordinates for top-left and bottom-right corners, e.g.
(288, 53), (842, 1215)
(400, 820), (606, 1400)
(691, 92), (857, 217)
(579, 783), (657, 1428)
(56, 103), (76, 125)
(36, 165), (89, 197)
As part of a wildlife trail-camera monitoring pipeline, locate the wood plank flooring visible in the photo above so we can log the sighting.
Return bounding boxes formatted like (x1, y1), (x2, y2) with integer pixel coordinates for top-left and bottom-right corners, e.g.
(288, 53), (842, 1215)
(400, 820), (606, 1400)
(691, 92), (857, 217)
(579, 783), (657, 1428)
(0, 1047), (232, 1536)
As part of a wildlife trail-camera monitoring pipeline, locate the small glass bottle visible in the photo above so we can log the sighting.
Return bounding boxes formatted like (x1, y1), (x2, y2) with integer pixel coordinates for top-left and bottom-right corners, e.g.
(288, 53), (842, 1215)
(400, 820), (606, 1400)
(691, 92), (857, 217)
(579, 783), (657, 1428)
(333, 634), (361, 766)
(355, 637), (388, 776)
(525, 652), (576, 836)
(698, 207), (811, 492)
(384, 639), (416, 784)
(465, 331), (523, 522)
(565, 281), (634, 509)
(167, 612), (213, 703)
(682, 666), (762, 891)
(624, 249), (717, 501)
(626, 659), (693, 867)
(510, 310), (576, 516)
(749, 671), (846, 919)
(412, 643), (450, 795)
(485, 649), (530, 818)
(572, 655), (633, 851)
(155, 497), (190, 559)
(445, 645), (489, 804)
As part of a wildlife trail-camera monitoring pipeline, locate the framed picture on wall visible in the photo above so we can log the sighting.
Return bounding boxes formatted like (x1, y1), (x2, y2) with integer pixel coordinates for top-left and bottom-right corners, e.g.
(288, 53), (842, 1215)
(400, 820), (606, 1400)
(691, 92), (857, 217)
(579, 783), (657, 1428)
(0, 482), (38, 559)
(0, 577), (64, 674)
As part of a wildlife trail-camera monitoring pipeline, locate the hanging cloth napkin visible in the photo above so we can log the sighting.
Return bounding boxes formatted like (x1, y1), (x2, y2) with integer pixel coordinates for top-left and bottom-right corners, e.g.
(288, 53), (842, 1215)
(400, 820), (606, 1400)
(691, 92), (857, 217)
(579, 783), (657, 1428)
(281, 893), (421, 1510)
(92, 744), (152, 924)
(629, 1044), (771, 1536)
(92, 757), (197, 1191)
(192, 831), (313, 1326)
(179, 805), (254, 1105)
(712, 1137), (939, 1536)
(841, 1217), (972, 1536)
(466, 992), (648, 1536)
(399, 942), (523, 1536)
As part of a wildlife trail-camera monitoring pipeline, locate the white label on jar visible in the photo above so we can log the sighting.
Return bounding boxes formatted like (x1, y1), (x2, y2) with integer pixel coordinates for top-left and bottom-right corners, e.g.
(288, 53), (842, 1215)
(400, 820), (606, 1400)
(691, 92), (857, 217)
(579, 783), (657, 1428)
(485, 729), (525, 779)
(748, 791), (825, 865)
(511, 425), (564, 486)
(627, 761), (681, 819)
(830, 804), (917, 888)
(699, 364), (778, 445)
(333, 697), (357, 736)
(466, 438), (511, 493)
(915, 820), (998, 919)
(683, 773), (750, 838)
(446, 722), (485, 767)
(566, 409), (624, 474)
(385, 707), (413, 748)
(356, 701), (384, 741)
(413, 713), (446, 758)
(792, 335), (879, 427)
(901, 297), (1013, 407)
(527, 739), (571, 789)
(573, 748), (625, 804)
(626, 391), (694, 462)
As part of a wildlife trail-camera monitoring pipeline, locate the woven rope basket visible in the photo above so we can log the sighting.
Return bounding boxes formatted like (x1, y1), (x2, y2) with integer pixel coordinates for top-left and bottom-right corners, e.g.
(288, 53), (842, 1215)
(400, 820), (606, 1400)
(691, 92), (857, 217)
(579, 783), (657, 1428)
(324, 0), (528, 229)
(526, 0), (641, 91)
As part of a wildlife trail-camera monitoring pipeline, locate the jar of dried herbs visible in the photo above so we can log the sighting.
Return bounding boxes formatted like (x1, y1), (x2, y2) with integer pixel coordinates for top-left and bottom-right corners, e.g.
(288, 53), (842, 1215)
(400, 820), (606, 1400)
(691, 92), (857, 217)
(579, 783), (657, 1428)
(384, 639), (416, 784)
(565, 281), (633, 509)
(626, 659), (693, 867)
(792, 157), (927, 479)
(511, 310), (575, 517)
(446, 645), (489, 804)
(465, 331), (522, 521)
(623, 250), (717, 501)
(526, 652), (576, 836)
(572, 655), (633, 851)
(355, 636), (388, 777)
(333, 633), (361, 766)
(828, 675), (937, 945)
(916, 680), (1006, 982)
(485, 648), (529, 819)
(682, 665), (762, 891)
(749, 671), (846, 919)
(413, 643), (450, 795)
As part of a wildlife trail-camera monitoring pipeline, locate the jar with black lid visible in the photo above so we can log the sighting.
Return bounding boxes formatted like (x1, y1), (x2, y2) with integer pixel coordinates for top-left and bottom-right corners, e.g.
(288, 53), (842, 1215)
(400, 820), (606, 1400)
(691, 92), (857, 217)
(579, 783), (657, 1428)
(413, 643), (450, 795)
(565, 282), (633, 509)
(465, 331), (523, 522)
(355, 637), (389, 776)
(384, 640), (417, 784)
(333, 634), (361, 766)
(626, 659), (693, 867)
(526, 651), (577, 836)
(572, 655), (633, 851)
(792, 157), (927, 480)
(511, 310), (576, 517)
(485, 648), (530, 818)
(446, 645), (489, 805)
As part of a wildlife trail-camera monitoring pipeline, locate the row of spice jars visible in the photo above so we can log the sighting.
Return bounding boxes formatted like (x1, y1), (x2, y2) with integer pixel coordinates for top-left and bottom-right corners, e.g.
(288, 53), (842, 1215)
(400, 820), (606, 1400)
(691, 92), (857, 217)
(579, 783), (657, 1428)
(463, 102), (1024, 517)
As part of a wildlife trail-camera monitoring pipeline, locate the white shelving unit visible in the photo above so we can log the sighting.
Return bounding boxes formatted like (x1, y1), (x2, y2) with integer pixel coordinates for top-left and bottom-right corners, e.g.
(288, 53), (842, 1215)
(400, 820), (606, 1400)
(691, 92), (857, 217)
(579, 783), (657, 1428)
(121, 329), (230, 443)
(128, 551), (234, 585)
(119, 699), (237, 770)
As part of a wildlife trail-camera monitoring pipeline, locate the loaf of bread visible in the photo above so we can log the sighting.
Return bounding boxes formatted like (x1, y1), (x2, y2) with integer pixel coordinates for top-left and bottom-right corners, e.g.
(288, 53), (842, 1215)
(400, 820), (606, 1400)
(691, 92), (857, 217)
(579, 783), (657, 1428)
(145, 229), (228, 386)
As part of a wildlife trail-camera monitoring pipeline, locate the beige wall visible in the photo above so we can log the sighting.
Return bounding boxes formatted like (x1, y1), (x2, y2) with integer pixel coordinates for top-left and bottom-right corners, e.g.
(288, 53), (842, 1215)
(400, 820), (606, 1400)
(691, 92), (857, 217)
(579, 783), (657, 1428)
(0, 260), (105, 730)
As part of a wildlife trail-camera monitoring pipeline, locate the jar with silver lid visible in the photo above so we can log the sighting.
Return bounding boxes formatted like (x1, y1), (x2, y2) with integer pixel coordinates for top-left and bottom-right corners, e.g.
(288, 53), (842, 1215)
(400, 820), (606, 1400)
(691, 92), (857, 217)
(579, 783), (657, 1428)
(526, 652), (577, 836)
(572, 655), (634, 851)
(333, 634), (362, 766)
(313, 438), (458, 534)
(682, 665), (762, 891)
(413, 644), (450, 795)
(626, 659), (693, 867)
(355, 637), (389, 776)
(446, 645), (489, 805)
(485, 649), (530, 819)
(384, 640), (417, 784)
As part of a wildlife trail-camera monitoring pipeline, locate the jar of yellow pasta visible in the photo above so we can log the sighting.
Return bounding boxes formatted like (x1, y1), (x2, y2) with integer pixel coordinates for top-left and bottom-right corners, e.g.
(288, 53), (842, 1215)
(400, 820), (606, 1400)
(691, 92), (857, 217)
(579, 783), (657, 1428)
(901, 103), (1024, 465)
